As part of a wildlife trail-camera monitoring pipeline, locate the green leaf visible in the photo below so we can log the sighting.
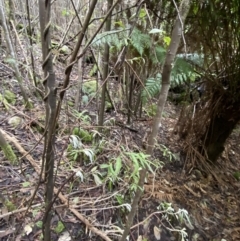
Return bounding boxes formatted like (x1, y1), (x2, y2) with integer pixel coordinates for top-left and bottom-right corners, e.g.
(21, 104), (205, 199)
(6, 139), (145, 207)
(114, 20), (124, 28)
(115, 194), (124, 205)
(163, 36), (171, 46)
(74, 153), (78, 161)
(139, 8), (147, 18)
(36, 221), (43, 228)
(54, 221), (65, 234)
(115, 157), (122, 175)
(149, 28), (164, 34)
(22, 182), (31, 187)
(91, 166), (98, 172)
(4, 57), (16, 65)
(100, 163), (109, 169)
(75, 170), (84, 182)
(233, 171), (240, 180)
(82, 95), (89, 104)
(142, 73), (162, 104)
(92, 173), (102, 186)
(69, 135), (82, 148)
(83, 149), (94, 163)
(109, 163), (115, 175)
(61, 9), (70, 16)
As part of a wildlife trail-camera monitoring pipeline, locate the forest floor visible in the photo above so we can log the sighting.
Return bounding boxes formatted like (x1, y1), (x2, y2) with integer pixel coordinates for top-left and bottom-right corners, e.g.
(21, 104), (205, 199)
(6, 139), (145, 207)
(0, 53), (240, 241)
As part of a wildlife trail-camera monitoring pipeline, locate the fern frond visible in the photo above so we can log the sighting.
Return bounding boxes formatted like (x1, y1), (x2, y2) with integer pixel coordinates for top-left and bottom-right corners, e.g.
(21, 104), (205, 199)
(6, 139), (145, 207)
(155, 45), (166, 64)
(172, 53), (204, 86)
(130, 29), (151, 56)
(91, 28), (129, 51)
(141, 73), (162, 104)
(141, 52), (202, 103)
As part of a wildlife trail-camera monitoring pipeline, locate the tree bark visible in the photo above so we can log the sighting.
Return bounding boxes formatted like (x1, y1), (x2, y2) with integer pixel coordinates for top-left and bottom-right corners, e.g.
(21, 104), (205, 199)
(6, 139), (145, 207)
(203, 96), (240, 162)
(98, 0), (113, 128)
(39, 1), (57, 240)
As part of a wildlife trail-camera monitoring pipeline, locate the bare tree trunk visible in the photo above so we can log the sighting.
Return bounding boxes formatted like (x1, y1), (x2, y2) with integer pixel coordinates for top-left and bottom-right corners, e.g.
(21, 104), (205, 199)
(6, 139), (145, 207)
(127, 73), (134, 124)
(25, 0), (40, 94)
(202, 95), (240, 162)
(7, 0), (16, 23)
(120, 1), (191, 240)
(39, 1), (57, 240)
(74, 54), (83, 110)
(0, 0), (30, 107)
(98, 0), (113, 128)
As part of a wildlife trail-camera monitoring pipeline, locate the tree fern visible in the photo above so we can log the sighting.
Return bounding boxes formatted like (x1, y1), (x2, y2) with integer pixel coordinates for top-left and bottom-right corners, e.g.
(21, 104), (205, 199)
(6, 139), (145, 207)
(141, 53), (204, 103)
(130, 28), (151, 56)
(92, 28), (153, 57)
(91, 28), (129, 51)
(154, 45), (166, 64)
(171, 53), (204, 86)
(141, 73), (161, 104)
(92, 27), (204, 104)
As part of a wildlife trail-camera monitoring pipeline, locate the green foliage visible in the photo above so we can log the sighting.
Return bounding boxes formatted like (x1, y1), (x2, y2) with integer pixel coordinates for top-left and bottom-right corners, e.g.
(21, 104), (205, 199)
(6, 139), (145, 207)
(163, 36), (171, 46)
(93, 28), (152, 58)
(233, 171), (240, 181)
(67, 110), (97, 164)
(5, 200), (16, 211)
(89, 64), (98, 77)
(141, 53), (204, 103)
(159, 202), (193, 240)
(22, 182), (31, 187)
(67, 135), (95, 164)
(121, 150), (158, 192)
(8, 116), (23, 128)
(171, 53), (203, 87)
(86, 146), (163, 194)
(67, 100), (74, 107)
(72, 127), (93, 143)
(100, 156), (123, 191)
(4, 90), (16, 104)
(90, 166), (103, 186)
(81, 95), (89, 105)
(177, 53), (204, 67)
(51, 40), (58, 49)
(61, 9), (73, 17)
(82, 80), (97, 97)
(158, 144), (176, 162)
(130, 29), (151, 56)
(144, 104), (157, 117)
(0, 90), (17, 110)
(155, 45), (166, 63)
(36, 221), (43, 228)
(93, 26), (204, 107)
(149, 28), (164, 34)
(115, 194), (125, 205)
(4, 57), (17, 65)
(71, 109), (91, 125)
(31, 206), (42, 218)
(92, 29), (128, 51)
(141, 73), (161, 104)
(54, 221), (65, 234)
(0, 94), (10, 110)
(1, 143), (18, 165)
(59, 45), (70, 54)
